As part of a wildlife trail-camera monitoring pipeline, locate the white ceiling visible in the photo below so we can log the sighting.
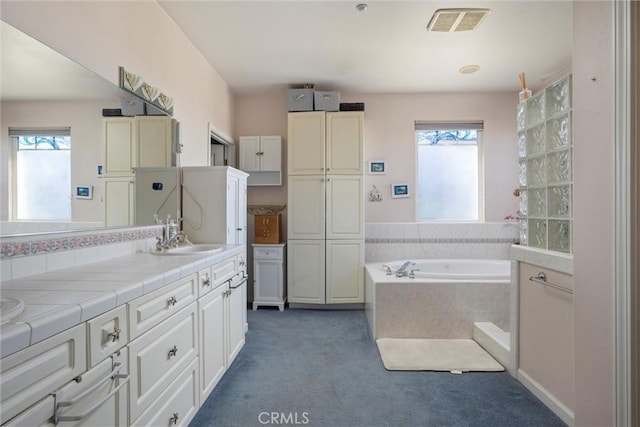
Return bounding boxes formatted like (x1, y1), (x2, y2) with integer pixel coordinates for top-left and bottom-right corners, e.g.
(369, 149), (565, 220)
(158, 1), (573, 94)
(1, 1), (572, 102)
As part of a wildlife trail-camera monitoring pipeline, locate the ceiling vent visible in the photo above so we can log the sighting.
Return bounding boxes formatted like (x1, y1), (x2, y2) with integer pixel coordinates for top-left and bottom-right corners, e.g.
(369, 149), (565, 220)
(427, 8), (490, 32)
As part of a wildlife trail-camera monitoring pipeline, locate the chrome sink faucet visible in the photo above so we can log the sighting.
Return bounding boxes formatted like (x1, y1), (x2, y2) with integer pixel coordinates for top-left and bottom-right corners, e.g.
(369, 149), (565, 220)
(155, 215), (190, 251)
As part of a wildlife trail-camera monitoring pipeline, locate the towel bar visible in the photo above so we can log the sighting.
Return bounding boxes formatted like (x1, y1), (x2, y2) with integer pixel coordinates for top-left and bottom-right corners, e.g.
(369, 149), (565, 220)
(529, 272), (573, 294)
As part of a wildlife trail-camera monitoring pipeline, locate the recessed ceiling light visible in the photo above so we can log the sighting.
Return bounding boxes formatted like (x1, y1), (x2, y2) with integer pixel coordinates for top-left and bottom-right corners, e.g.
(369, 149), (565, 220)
(427, 8), (491, 32)
(356, 3), (368, 12)
(459, 65), (480, 74)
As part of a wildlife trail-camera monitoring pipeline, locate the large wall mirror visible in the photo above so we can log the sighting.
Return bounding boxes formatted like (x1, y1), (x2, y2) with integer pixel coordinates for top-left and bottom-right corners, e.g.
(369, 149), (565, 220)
(0, 21), (178, 236)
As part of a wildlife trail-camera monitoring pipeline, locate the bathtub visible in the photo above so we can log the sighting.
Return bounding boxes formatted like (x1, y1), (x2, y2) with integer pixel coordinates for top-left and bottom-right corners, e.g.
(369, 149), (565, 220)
(382, 259), (510, 281)
(365, 259), (511, 340)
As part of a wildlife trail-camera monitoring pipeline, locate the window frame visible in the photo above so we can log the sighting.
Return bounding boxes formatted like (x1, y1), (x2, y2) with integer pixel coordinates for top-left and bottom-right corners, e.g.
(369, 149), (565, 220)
(414, 123), (485, 222)
(10, 127), (72, 221)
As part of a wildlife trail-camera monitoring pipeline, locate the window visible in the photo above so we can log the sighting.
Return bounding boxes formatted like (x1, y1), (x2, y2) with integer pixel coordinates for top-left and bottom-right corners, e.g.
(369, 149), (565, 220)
(416, 122), (483, 221)
(11, 127), (71, 220)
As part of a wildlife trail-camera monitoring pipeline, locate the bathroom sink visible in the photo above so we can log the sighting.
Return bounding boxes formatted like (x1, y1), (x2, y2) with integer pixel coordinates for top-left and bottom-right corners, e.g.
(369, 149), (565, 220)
(0, 297), (25, 325)
(153, 244), (222, 256)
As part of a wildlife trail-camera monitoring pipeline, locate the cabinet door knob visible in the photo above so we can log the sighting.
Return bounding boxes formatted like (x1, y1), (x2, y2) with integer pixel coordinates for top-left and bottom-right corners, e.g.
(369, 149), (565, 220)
(168, 345), (178, 358)
(202, 276), (211, 287)
(169, 413), (179, 424)
(167, 296), (178, 306)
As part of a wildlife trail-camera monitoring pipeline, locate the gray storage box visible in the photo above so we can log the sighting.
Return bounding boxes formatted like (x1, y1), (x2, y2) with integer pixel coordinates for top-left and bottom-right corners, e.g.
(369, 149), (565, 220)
(314, 91), (340, 111)
(288, 88), (314, 112)
(120, 96), (145, 116)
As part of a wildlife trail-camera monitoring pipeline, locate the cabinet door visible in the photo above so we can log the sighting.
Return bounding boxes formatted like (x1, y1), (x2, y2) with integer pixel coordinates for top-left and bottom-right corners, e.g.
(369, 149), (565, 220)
(103, 118), (135, 176)
(287, 175), (325, 239)
(326, 112), (364, 175)
(0, 324), (86, 424)
(326, 175), (364, 239)
(137, 116), (172, 168)
(254, 259), (284, 303)
(326, 240), (364, 303)
(287, 240), (325, 304)
(132, 359), (199, 427)
(238, 136), (260, 171)
(288, 112), (325, 175)
(198, 283), (227, 402)
(103, 177), (134, 227)
(227, 176), (239, 244)
(259, 136), (282, 171)
(128, 303), (198, 422)
(237, 176), (247, 245)
(227, 275), (246, 365)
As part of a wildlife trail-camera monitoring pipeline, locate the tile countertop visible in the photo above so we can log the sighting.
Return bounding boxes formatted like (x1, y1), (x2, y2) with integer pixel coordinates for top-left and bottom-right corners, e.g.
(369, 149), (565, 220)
(0, 244), (245, 358)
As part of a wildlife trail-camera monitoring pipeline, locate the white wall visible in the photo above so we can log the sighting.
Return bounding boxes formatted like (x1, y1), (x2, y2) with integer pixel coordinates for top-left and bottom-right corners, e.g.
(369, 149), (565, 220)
(235, 90), (519, 224)
(572, 1), (615, 425)
(1, 1), (234, 167)
(1, 100), (119, 222)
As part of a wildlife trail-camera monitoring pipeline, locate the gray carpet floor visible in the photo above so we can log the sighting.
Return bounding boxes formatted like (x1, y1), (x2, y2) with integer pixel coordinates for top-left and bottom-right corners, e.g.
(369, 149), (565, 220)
(190, 309), (566, 427)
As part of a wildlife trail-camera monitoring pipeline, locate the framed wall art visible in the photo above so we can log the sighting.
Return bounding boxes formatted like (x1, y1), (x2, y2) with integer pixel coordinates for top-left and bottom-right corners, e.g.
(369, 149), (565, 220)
(368, 161), (386, 174)
(391, 183), (409, 198)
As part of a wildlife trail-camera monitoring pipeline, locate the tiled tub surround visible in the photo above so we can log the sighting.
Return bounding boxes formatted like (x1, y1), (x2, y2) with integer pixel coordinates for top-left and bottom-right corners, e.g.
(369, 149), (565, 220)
(1, 226), (163, 281)
(365, 261), (511, 342)
(0, 243), (245, 358)
(365, 222), (519, 262)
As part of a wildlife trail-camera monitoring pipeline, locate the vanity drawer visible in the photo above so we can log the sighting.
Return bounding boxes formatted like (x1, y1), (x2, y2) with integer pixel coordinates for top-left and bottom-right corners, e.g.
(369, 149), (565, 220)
(0, 324), (86, 423)
(128, 302), (198, 422)
(253, 245), (284, 261)
(132, 358), (199, 427)
(128, 273), (197, 339)
(87, 305), (128, 367)
(211, 257), (236, 287)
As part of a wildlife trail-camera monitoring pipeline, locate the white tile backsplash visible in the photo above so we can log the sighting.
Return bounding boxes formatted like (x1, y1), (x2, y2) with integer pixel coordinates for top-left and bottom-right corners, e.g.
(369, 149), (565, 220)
(12, 255), (46, 279)
(365, 222), (519, 262)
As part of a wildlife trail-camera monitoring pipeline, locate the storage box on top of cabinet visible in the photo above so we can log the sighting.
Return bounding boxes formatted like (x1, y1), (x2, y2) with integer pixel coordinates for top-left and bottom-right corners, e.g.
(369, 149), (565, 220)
(288, 88), (314, 112)
(254, 213), (281, 244)
(314, 91), (340, 112)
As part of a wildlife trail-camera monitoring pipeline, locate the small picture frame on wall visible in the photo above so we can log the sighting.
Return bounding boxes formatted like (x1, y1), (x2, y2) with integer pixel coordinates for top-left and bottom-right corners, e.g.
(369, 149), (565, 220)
(368, 161), (386, 175)
(391, 183), (409, 198)
(75, 185), (93, 200)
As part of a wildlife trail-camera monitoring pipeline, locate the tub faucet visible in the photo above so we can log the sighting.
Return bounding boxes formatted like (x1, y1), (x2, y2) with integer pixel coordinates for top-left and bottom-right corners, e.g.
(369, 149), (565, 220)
(395, 261), (415, 277)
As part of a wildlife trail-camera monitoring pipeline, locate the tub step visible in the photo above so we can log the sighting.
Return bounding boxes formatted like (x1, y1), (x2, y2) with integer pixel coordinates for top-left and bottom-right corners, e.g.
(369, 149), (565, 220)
(473, 322), (510, 369)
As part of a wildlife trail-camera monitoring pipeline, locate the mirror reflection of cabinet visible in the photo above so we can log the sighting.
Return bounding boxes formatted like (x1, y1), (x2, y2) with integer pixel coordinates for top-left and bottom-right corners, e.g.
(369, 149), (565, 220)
(102, 117), (174, 226)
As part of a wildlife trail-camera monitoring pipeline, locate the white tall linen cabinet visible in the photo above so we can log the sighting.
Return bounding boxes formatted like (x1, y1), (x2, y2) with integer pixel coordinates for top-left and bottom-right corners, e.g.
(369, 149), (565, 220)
(287, 111), (364, 305)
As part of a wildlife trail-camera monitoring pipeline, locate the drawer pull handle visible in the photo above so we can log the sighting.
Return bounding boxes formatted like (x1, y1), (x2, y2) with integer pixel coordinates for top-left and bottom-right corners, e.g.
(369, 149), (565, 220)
(203, 277), (211, 287)
(168, 345), (178, 358)
(239, 259), (245, 266)
(107, 328), (121, 343)
(55, 362), (129, 423)
(168, 296), (178, 306)
(170, 413), (179, 425)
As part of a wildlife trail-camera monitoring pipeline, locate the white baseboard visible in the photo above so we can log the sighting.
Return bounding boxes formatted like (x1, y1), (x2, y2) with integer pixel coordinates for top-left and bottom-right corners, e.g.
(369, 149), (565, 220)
(517, 368), (574, 426)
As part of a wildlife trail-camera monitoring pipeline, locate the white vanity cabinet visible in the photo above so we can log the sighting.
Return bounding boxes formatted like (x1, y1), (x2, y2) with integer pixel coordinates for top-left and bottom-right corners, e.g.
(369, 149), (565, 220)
(239, 135), (282, 186)
(0, 248), (247, 427)
(128, 302), (199, 422)
(0, 324), (86, 424)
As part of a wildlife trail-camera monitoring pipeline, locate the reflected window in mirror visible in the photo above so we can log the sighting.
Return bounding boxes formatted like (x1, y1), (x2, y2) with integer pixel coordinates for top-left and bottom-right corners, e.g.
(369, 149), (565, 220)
(11, 127), (71, 220)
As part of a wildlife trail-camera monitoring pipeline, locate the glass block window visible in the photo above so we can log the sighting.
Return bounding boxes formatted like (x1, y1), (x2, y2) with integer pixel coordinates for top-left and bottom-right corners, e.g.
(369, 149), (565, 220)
(11, 128), (72, 220)
(416, 122), (483, 221)
(517, 76), (572, 253)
